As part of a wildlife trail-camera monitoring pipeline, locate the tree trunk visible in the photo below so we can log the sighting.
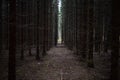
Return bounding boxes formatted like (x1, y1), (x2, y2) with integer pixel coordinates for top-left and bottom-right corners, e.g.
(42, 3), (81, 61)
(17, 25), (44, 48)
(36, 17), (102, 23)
(36, 0), (40, 60)
(8, 0), (16, 80)
(110, 1), (119, 79)
(21, 28), (24, 60)
(110, 24), (119, 80)
(20, 2), (24, 60)
(87, 0), (94, 68)
(42, 0), (47, 56)
(0, 0), (2, 54)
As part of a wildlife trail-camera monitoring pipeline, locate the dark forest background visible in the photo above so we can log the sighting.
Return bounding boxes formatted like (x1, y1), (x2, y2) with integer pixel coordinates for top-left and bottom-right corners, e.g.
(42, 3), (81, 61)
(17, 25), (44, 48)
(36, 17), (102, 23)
(0, 0), (119, 80)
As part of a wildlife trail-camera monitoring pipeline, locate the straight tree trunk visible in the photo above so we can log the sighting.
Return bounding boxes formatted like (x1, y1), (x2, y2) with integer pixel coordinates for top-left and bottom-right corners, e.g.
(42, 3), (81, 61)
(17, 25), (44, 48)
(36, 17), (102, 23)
(20, 2), (24, 60)
(42, 0), (47, 56)
(28, 1), (32, 56)
(36, 0), (40, 60)
(111, 1), (119, 79)
(75, 0), (78, 55)
(21, 28), (24, 60)
(87, 0), (94, 68)
(8, 0), (16, 80)
(110, 23), (119, 80)
(0, 0), (2, 54)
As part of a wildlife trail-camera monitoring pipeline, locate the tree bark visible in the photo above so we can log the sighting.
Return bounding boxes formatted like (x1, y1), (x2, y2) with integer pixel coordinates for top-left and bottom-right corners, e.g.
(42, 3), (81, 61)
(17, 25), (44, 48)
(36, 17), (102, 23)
(110, 23), (119, 80)
(8, 0), (16, 80)
(36, 0), (40, 60)
(87, 0), (94, 68)
(110, 1), (119, 79)
(42, 0), (47, 56)
(20, 2), (24, 60)
(0, 0), (2, 54)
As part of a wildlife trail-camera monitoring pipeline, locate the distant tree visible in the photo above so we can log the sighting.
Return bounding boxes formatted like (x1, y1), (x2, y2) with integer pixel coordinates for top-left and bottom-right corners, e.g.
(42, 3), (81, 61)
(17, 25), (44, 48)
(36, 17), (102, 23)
(27, 1), (32, 56)
(20, 1), (24, 60)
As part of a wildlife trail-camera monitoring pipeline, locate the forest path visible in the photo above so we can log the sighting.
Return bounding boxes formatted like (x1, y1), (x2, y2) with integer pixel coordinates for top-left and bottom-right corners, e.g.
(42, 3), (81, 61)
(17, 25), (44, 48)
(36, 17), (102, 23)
(16, 45), (95, 80)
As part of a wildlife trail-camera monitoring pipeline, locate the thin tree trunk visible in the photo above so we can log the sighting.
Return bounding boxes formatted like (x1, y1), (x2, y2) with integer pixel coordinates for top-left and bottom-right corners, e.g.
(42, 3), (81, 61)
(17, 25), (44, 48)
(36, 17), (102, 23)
(87, 0), (94, 68)
(43, 0), (47, 56)
(21, 28), (24, 60)
(8, 0), (16, 80)
(36, 0), (40, 60)
(28, 2), (32, 56)
(20, 2), (24, 60)
(0, 0), (2, 54)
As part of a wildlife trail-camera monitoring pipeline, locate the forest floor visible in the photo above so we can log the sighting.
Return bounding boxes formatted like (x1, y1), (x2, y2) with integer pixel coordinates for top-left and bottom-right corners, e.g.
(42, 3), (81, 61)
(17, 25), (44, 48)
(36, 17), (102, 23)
(16, 44), (95, 80)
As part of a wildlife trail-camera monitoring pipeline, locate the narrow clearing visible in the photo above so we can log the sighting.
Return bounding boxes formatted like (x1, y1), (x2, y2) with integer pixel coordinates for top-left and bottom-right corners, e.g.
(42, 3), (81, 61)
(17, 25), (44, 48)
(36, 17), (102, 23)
(16, 46), (95, 80)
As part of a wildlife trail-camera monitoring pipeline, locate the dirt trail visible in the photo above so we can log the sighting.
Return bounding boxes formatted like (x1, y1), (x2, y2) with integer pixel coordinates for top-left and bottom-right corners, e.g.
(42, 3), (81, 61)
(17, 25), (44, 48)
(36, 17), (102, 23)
(16, 46), (95, 80)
